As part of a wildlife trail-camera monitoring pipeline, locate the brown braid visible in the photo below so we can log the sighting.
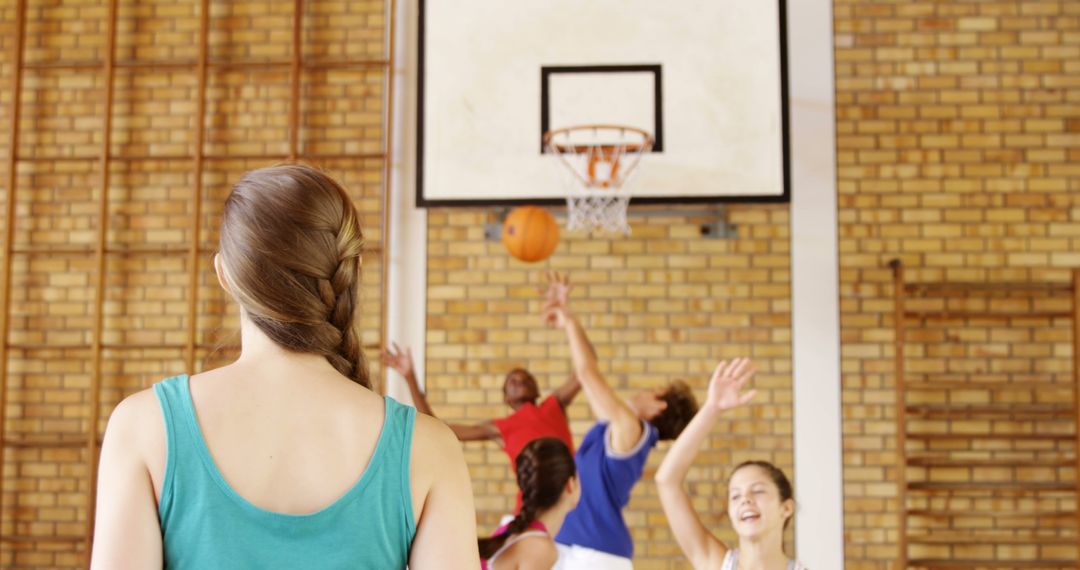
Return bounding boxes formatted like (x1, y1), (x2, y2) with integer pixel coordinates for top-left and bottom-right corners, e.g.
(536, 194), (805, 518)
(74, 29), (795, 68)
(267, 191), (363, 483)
(219, 164), (370, 388)
(322, 189), (367, 386)
(478, 438), (576, 560)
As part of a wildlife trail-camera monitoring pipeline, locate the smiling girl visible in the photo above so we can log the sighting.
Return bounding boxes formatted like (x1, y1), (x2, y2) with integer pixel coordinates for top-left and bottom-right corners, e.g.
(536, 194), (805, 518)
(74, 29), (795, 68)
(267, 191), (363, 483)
(654, 358), (807, 570)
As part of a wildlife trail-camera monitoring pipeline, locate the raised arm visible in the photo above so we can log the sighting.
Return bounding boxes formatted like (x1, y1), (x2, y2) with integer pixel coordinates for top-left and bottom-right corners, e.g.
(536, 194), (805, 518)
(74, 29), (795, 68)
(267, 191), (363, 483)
(540, 271), (586, 410)
(545, 301), (642, 453)
(654, 358), (757, 569)
(446, 421), (501, 442)
(383, 343), (435, 416)
(551, 371), (582, 410)
(383, 343), (501, 443)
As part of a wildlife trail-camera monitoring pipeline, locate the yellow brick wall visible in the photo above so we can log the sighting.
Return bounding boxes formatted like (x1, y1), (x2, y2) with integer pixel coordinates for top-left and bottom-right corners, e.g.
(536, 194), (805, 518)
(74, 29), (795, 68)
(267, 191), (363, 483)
(5, 0), (1079, 567)
(424, 207), (794, 568)
(1, 1), (387, 567)
(835, 0), (1080, 567)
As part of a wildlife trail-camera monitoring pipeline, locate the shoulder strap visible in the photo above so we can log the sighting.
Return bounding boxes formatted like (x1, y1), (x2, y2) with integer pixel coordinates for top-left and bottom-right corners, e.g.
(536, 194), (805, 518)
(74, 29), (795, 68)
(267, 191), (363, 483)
(383, 397), (418, 534)
(153, 374), (194, 515)
(488, 530), (549, 566)
(721, 548), (737, 570)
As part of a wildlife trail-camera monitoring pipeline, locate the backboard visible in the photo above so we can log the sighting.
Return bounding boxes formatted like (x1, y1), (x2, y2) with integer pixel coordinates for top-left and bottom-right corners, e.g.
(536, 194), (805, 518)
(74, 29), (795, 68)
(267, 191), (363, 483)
(417, 0), (789, 206)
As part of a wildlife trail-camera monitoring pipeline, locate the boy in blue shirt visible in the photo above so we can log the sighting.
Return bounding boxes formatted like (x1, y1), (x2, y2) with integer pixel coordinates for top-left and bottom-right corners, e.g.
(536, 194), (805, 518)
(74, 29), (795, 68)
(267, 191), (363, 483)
(543, 298), (699, 568)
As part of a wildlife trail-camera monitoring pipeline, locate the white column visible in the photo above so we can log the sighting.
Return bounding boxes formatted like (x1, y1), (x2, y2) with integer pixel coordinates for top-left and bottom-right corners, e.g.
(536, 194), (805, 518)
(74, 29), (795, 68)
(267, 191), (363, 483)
(384, 0), (427, 402)
(788, 0), (844, 566)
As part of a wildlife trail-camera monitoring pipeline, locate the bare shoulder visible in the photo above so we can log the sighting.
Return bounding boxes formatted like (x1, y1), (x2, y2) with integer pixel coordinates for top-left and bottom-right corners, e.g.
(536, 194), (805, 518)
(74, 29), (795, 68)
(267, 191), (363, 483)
(407, 410), (472, 524)
(101, 387), (167, 492)
(509, 535), (558, 569)
(106, 387), (162, 442)
(411, 412), (465, 463)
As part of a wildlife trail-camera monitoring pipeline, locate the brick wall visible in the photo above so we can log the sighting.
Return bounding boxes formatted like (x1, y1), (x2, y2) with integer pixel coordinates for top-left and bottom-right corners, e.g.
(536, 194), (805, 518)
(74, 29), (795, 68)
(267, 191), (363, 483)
(835, 0), (1080, 567)
(423, 207), (794, 568)
(0, 1), (387, 567)
(4, 0), (1079, 567)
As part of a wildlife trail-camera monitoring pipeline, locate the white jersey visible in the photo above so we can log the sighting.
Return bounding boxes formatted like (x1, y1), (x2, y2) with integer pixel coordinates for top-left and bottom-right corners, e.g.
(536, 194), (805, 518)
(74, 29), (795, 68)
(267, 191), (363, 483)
(720, 549), (807, 570)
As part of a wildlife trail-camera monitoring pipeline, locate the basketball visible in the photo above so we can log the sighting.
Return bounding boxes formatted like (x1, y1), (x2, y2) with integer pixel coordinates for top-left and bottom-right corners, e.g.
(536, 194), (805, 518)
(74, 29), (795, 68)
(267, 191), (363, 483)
(501, 206), (560, 263)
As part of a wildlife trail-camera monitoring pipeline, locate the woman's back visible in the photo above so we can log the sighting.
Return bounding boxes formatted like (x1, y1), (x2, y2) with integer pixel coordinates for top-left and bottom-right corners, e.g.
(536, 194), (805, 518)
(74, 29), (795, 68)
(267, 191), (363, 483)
(96, 356), (474, 569)
(157, 363), (416, 568)
(181, 361), (393, 516)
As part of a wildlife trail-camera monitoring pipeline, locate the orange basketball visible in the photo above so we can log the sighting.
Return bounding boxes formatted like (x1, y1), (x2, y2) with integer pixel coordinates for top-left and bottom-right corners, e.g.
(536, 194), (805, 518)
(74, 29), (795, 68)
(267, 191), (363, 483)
(501, 206), (560, 263)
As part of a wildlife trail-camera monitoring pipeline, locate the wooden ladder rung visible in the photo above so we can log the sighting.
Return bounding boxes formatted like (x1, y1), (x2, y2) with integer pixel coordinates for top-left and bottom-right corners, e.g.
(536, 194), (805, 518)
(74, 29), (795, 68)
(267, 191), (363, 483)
(907, 433), (1077, 441)
(906, 403), (1075, 419)
(908, 481), (1077, 491)
(16, 152), (387, 163)
(907, 509), (1078, 519)
(908, 533), (1078, 545)
(909, 559), (1077, 568)
(0, 534), (84, 544)
(5, 435), (101, 448)
(905, 381), (1073, 391)
(8, 342), (230, 351)
(904, 310), (1073, 319)
(904, 281), (1073, 294)
(906, 458), (1076, 468)
(23, 57), (390, 72)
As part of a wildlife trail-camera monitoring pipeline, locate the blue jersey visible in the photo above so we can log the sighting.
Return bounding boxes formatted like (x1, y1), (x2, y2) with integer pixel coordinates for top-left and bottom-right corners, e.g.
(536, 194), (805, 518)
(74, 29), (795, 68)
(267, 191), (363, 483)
(555, 420), (659, 558)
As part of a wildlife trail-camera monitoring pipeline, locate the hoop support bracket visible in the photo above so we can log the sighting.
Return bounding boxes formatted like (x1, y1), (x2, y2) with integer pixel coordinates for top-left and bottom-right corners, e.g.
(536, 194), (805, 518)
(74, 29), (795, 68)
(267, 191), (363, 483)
(482, 206), (737, 241)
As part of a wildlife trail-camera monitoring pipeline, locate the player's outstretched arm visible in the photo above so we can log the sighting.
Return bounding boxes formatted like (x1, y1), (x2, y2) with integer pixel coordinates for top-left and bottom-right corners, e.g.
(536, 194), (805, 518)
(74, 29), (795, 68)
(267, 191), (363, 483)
(384, 342), (500, 443)
(655, 358), (757, 569)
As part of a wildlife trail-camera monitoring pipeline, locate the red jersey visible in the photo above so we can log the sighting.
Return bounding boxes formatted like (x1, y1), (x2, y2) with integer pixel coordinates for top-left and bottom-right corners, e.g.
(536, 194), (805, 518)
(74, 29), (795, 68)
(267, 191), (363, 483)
(493, 395), (575, 466)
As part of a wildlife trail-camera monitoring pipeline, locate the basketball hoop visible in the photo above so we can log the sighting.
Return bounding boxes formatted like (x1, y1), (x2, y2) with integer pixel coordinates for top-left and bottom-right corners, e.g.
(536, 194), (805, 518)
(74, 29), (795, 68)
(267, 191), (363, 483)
(543, 125), (653, 235)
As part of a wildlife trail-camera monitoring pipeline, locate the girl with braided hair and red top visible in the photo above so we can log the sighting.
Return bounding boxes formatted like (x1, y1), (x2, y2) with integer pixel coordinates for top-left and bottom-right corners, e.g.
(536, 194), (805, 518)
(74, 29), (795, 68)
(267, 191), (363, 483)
(480, 438), (580, 570)
(92, 165), (479, 569)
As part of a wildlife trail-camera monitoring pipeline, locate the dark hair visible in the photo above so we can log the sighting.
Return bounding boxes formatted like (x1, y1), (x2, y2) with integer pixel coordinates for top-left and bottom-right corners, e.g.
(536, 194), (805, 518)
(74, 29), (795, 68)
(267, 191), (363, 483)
(730, 460), (795, 528)
(502, 367), (540, 405)
(218, 165), (369, 387)
(503, 368), (537, 389)
(649, 380), (699, 440)
(478, 438), (575, 559)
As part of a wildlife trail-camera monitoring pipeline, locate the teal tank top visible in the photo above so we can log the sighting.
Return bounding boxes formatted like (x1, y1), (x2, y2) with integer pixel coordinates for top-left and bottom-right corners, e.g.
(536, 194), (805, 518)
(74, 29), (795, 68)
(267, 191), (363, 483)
(154, 374), (417, 569)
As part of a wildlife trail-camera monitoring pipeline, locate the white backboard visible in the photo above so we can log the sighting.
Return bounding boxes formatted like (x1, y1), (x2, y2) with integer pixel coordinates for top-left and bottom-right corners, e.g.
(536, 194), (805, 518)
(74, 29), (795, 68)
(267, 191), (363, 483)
(417, 0), (789, 205)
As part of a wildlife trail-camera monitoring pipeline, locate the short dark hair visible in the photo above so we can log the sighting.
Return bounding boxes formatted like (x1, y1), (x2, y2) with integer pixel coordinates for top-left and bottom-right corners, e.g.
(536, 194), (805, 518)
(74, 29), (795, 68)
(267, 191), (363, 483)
(649, 380), (698, 440)
(502, 368), (536, 390)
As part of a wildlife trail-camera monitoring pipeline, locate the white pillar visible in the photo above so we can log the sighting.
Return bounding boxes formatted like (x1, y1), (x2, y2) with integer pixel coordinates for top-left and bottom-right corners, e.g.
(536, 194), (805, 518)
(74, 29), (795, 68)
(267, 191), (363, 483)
(385, 0), (428, 402)
(788, 0), (845, 566)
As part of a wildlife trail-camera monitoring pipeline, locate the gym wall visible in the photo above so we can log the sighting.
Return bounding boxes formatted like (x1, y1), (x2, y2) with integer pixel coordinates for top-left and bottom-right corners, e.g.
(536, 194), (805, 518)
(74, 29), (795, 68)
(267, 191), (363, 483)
(835, 1), (1079, 567)
(0, 0), (1077, 569)
(0, 1), (388, 567)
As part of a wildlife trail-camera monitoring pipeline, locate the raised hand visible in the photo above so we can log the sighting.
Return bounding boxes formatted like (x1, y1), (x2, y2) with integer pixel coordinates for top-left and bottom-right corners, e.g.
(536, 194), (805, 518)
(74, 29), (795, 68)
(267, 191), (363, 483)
(539, 271), (572, 305)
(381, 342), (415, 379)
(542, 298), (571, 329)
(705, 358), (757, 412)
(540, 271), (573, 328)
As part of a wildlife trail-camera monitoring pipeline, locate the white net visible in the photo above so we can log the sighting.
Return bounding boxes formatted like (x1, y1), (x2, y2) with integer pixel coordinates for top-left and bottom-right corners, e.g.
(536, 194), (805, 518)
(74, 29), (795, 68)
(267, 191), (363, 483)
(544, 125), (653, 235)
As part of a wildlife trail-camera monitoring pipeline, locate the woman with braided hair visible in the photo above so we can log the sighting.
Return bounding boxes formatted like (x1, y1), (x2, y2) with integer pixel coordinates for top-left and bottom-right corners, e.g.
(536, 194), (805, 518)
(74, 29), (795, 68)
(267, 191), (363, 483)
(91, 165), (479, 569)
(480, 438), (580, 570)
